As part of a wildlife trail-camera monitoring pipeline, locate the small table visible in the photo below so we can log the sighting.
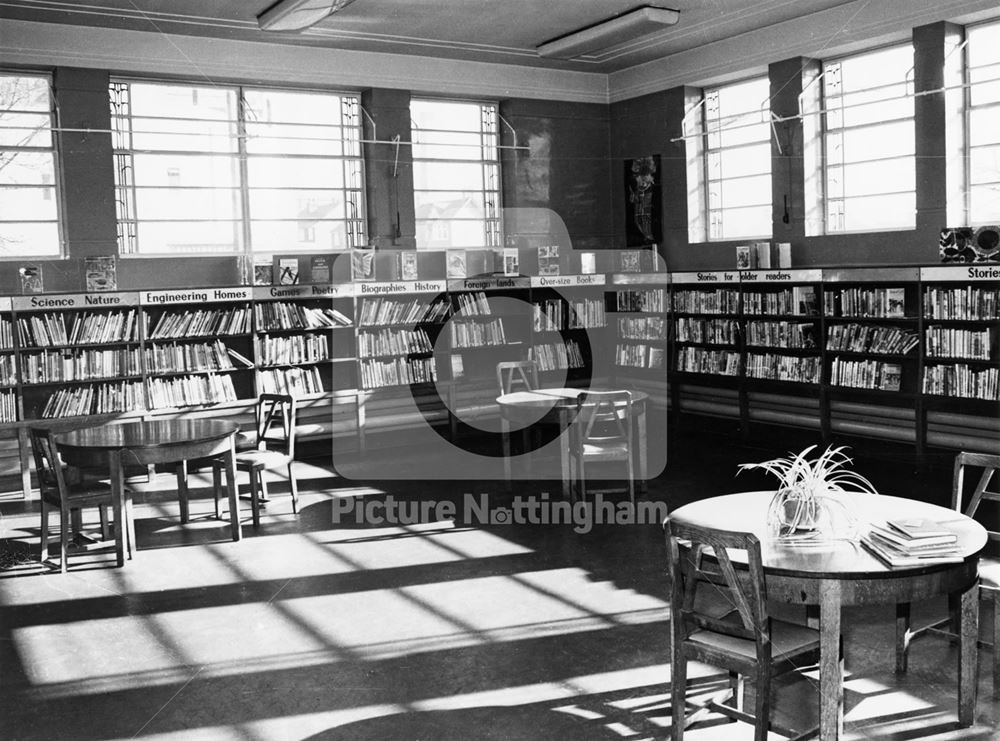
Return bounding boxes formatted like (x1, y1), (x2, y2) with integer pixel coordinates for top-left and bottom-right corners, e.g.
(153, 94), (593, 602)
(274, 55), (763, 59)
(57, 419), (241, 566)
(496, 388), (648, 499)
(669, 491), (987, 740)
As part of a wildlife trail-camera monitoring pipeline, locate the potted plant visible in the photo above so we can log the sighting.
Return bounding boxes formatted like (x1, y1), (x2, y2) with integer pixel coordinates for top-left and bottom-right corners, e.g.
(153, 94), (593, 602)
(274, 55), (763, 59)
(738, 444), (879, 544)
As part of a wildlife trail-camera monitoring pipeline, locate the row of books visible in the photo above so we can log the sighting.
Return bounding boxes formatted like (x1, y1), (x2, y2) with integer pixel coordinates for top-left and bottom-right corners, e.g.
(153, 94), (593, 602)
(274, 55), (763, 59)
(617, 343), (666, 370)
(532, 340), (585, 371)
(0, 318), (12, 350)
(922, 364), (999, 400)
(358, 328), (432, 357)
(146, 340), (235, 374)
(825, 287), (906, 319)
(454, 292), (492, 316)
(745, 321), (816, 349)
(675, 347), (739, 376)
(257, 367), (325, 396)
(826, 323), (919, 355)
(255, 302), (352, 331)
(923, 286), (999, 320)
(924, 326), (993, 360)
(619, 289), (666, 313)
(450, 318), (507, 347)
(148, 374), (238, 408)
(41, 380), (146, 418)
(742, 287), (817, 316)
(674, 317), (738, 345)
(568, 299), (606, 329)
(360, 357), (437, 389)
(146, 307), (252, 339)
(17, 310), (141, 348)
(672, 289), (739, 315)
(0, 389), (15, 423)
(258, 335), (331, 366)
(861, 518), (961, 568)
(745, 353), (821, 383)
(619, 316), (666, 340)
(0, 355), (15, 386)
(532, 301), (564, 332)
(829, 358), (903, 391)
(22, 348), (142, 384)
(358, 297), (451, 326)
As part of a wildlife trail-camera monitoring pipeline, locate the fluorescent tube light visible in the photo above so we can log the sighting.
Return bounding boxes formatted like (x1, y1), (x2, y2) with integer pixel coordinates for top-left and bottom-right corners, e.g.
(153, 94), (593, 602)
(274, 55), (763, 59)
(257, 0), (358, 32)
(537, 6), (679, 59)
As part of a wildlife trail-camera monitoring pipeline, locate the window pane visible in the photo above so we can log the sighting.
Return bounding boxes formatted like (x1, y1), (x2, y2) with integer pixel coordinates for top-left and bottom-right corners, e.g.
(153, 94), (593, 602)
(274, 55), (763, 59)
(970, 107), (1000, 147)
(0, 186), (59, 220)
(832, 157), (914, 198)
(413, 130), (486, 160)
(249, 189), (345, 220)
(836, 121), (914, 162)
(413, 161), (486, 192)
(131, 153), (240, 187)
(0, 222), (59, 257)
(130, 83), (236, 121)
(717, 205), (771, 240)
(134, 187), (242, 221)
(414, 190), (486, 216)
(416, 219), (489, 248)
(136, 221), (243, 254)
(841, 192), (914, 231)
(720, 174), (771, 209)
(245, 122), (343, 156)
(251, 220), (349, 251)
(243, 89), (343, 125)
(970, 144), (1000, 185)
(411, 100), (483, 130)
(0, 151), (55, 185)
(246, 157), (344, 189)
(129, 116), (237, 152)
(970, 185), (1000, 221)
(713, 142), (770, 179)
(0, 112), (51, 147)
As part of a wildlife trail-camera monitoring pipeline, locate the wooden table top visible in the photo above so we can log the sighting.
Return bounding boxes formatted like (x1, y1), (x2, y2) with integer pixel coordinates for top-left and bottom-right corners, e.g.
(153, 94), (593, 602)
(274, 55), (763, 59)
(57, 418), (239, 452)
(670, 490), (988, 579)
(497, 387), (649, 408)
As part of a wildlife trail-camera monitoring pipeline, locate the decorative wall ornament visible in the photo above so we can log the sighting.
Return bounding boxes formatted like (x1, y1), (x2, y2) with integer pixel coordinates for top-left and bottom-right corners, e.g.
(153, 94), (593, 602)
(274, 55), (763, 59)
(939, 225), (1000, 263)
(625, 155), (661, 246)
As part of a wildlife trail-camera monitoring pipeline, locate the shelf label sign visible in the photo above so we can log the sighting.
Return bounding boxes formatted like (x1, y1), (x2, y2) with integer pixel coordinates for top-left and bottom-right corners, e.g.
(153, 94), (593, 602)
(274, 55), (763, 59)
(358, 280), (447, 295)
(739, 269), (822, 282)
(141, 287), (252, 305)
(672, 271), (738, 284)
(254, 283), (355, 300)
(529, 274), (606, 287)
(921, 265), (1000, 282)
(449, 276), (532, 291)
(13, 291), (139, 310)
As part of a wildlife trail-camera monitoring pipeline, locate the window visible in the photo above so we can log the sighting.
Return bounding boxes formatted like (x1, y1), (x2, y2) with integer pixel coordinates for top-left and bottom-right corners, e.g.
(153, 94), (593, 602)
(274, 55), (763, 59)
(822, 45), (915, 232)
(110, 80), (364, 256)
(967, 19), (1000, 223)
(410, 99), (501, 250)
(0, 72), (60, 257)
(702, 76), (773, 241)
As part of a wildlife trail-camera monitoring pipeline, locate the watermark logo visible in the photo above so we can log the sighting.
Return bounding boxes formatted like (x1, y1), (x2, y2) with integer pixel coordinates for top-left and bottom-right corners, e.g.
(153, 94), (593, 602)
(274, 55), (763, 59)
(332, 493), (668, 535)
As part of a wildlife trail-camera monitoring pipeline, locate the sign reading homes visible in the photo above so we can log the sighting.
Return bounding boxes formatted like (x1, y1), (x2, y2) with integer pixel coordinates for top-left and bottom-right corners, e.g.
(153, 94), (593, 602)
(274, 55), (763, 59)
(140, 287), (252, 305)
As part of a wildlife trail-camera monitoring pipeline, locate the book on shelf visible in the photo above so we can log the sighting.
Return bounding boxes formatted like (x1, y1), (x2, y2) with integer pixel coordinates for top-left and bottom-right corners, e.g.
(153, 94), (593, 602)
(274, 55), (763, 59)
(254, 257), (273, 286)
(352, 249), (375, 281)
(450, 353), (464, 379)
(619, 250), (642, 273)
(753, 242), (771, 269)
(886, 287), (906, 317)
(447, 250), (467, 279)
(278, 258), (299, 286)
(537, 244), (560, 276)
(502, 248), (519, 276)
(735, 245), (754, 270)
(580, 252), (597, 275)
(226, 347), (254, 368)
(400, 252), (419, 281)
(84, 255), (117, 292)
(879, 363), (902, 392)
(309, 255), (332, 284)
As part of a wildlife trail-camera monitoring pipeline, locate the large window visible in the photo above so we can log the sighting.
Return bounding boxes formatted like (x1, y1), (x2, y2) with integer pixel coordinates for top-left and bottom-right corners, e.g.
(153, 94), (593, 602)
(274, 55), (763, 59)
(410, 99), (501, 250)
(702, 76), (773, 241)
(822, 45), (915, 233)
(110, 80), (364, 256)
(0, 72), (60, 257)
(967, 19), (1000, 223)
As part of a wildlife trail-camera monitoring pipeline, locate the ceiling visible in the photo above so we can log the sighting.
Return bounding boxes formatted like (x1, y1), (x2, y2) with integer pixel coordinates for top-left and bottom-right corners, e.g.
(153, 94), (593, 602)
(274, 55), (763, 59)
(0, 0), (861, 74)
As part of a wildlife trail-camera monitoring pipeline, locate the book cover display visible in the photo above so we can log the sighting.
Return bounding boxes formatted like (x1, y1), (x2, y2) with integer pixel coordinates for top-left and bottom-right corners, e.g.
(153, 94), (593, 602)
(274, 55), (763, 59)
(19, 265), (42, 294)
(84, 256), (117, 291)
(537, 244), (560, 276)
(278, 258), (299, 285)
(446, 251), (467, 278)
(310, 255), (332, 284)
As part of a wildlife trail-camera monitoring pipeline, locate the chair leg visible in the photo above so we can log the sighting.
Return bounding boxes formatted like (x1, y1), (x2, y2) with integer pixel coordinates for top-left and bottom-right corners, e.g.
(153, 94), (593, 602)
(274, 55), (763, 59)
(39, 500), (49, 564)
(212, 462), (223, 520)
(671, 652), (687, 741)
(626, 448), (636, 509)
(250, 468), (261, 528)
(259, 472), (270, 504)
(753, 663), (772, 741)
(992, 590), (1000, 699)
(896, 602), (911, 673)
(725, 670), (742, 711)
(288, 463), (299, 514)
(59, 505), (70, 573)
(99, 505), (111, 541)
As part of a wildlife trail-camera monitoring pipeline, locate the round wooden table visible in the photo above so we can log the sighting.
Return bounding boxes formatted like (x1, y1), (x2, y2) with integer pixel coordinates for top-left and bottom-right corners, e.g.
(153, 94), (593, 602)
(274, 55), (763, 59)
(57, 419), (241, 566)
(496, 388), (648, 498)
(669, 491), (988, 740)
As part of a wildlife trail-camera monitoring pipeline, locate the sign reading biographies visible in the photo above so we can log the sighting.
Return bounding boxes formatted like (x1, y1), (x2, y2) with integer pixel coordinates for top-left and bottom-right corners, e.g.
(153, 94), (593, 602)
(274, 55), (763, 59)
(625, 155), (661, 246)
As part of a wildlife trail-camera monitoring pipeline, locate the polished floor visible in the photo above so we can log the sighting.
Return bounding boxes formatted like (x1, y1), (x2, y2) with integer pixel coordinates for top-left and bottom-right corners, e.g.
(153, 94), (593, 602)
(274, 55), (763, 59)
(0, 427), (998, 740)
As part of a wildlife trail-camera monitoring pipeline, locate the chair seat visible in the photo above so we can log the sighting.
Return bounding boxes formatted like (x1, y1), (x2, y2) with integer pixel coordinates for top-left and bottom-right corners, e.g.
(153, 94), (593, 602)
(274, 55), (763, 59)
(41, 482), (115, 508)
(980, 557), (1000, 590)
(581, 439), (629, 457)
(234, 449), (293, 470)
(688, 618), (820, 662)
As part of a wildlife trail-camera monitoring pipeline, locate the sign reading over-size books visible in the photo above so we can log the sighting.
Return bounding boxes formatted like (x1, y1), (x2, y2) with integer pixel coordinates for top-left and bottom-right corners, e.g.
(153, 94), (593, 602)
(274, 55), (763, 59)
(921, 265), (1000, 282)
(529, 274), (606, 288)
(671, 271), (738, 284)
(253, 283), (355, 300)
(358, 280), (447, 295)
(13, 291), (139, 311)
(140, 287), (252, 305)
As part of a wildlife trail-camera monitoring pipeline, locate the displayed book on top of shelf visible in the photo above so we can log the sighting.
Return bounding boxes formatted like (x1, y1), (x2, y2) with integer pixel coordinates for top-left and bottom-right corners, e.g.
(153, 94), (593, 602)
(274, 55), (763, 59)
(753, 242), (771, 269)
(84, 256), (117, 292)
(619, 250), (642, 272)
(503, 248), (519, 276)
(735, 245), (754, 270)
(580, 252), (596, 275)
(278, 258), (299, 286)
(400, 252), (418, 281)
(310, 255), (332, 284)
(775, 242), (792, 268)
(537, 244), (560, 276)
(253, 257), (273, 286)
(447, 251), (467, 279)
(19, 265), (42, 294)
(352, 249), (375, 281)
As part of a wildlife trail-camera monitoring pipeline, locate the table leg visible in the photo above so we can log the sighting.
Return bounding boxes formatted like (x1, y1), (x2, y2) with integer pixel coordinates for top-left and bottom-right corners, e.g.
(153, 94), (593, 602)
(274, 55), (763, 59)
(637, 403), (648, 495)
(819, 579), (844, 740)
(501, 415), (512, 493)
(225, 438), (241, 542)
(958, 580), (979, 726)
(559, 408), (571, 502)
(176, 459), (190, 523)
(109, 450), (126, 567)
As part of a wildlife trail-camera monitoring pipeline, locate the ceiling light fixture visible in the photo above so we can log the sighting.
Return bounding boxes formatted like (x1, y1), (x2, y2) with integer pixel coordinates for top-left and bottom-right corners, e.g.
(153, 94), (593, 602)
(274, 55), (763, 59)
(536, 5), (679, 60)
(257, 0), (358, 32)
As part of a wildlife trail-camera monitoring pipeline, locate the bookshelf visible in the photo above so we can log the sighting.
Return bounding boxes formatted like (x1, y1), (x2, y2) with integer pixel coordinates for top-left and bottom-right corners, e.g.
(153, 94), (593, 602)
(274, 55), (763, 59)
(0, 297), (17, 424)
(528, 274), (607, 384)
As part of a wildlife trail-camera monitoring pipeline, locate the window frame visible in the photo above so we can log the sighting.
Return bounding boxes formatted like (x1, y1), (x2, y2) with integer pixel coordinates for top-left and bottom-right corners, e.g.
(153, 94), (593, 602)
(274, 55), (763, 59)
(965, 18), (1000, 224)
(109, 77), (366, 258)
(0, 69), (65, 259)
(410, 96), (502, 251)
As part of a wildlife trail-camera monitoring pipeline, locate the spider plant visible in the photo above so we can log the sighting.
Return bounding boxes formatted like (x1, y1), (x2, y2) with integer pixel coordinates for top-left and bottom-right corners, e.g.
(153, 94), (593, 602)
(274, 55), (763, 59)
(738, 444), (878, 542)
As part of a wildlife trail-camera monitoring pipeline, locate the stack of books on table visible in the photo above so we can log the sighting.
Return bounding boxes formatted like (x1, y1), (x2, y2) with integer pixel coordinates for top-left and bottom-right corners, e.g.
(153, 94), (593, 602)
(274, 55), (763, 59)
(861, 518), (962, 568)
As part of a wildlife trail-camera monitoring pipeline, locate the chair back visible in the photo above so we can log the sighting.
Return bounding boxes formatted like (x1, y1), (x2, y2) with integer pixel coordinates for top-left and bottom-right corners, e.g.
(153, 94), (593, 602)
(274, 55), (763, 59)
(665, 518), (769, 649)
(28, 427), (69, 505)
(953, 451), (1000, 545)
(496, 360), (539, 395)
(576, 390), (632, 446)
(255, 393), (298, 459)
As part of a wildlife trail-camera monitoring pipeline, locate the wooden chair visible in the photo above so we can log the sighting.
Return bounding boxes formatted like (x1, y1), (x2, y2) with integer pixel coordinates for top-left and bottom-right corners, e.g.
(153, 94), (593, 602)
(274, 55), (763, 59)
(29, 427), (121, 572)
(212, 393), (298, 527)
(567, 390), (635, 506)
(896, 451), (1000, 695)
(665, 518), (822, 741)
(496, 359), (539, 395)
